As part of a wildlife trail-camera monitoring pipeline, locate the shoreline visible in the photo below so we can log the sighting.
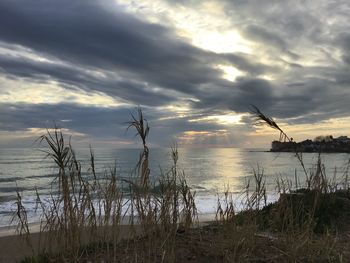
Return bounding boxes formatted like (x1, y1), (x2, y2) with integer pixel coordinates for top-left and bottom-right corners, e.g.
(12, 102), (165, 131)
(0, 212), (217, 238)
(0, 224), (144, 263)
(0, 215), (215, 263)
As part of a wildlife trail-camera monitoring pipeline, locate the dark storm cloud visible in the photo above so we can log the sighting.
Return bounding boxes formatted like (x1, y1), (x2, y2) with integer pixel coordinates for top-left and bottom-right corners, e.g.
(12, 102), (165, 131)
(216, 0), (350, 120)
(0, 0), (279, 123)
(0, 1), (181, 92)
(192, 77), (275, 113)
(0, 54), (174, 106)
(0, 0), (275, 112)
(0, 103), (130, 135)
(0, 103), (174, 146)
(0, 102), (238, 147)
(1, 0), (350, 145)
(0, 0), (223, 94)
(144, 0), (350, 124)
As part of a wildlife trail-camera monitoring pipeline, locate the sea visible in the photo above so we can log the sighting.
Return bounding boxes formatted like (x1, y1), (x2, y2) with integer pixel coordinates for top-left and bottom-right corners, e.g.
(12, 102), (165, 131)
(1, 147), (350, 227)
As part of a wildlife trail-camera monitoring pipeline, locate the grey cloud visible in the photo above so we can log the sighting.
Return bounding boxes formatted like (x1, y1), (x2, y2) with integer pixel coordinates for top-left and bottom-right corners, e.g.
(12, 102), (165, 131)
(0, 54), (174, 106)
(337, 33), (350, 50)
(343, 55), (350, 65)
(0, 102), (244, 147)
(0, 0), (220, 95)
(0, 0), (274, 103)
(1, 0), (350, 146)
(243, 25), (287, 51)
(0, 103), (130, 135)
(337, 33), (350, 65)
(191, 77), (275, 114)
(161, 0), (350, 123)
(220, 53), (277, 76)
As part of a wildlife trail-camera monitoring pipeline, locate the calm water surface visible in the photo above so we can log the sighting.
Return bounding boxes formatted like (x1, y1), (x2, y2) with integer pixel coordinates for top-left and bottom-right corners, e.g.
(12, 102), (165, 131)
(1, 147), (349, 226)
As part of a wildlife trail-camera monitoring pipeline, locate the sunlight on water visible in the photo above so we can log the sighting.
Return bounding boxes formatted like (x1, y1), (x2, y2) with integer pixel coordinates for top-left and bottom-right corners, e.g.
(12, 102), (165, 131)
(1, 147), (349, 226)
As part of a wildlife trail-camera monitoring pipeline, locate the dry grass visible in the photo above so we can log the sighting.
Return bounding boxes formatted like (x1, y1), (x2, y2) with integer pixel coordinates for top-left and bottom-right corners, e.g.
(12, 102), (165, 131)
(12, 107), (350, 262)
(14, 108), (197, 262)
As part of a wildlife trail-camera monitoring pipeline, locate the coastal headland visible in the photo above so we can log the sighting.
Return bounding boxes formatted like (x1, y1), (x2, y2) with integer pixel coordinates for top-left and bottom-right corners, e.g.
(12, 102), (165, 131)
(271, 135), (350, 153)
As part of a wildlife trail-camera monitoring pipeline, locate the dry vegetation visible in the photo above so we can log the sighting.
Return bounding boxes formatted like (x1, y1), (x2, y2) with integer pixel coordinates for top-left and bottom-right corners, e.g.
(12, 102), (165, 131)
(13, 107), (350, 262)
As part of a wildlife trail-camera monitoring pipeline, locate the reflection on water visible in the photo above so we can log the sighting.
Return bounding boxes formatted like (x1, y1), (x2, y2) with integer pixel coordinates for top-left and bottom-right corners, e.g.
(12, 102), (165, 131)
(0, 147), (349, 226)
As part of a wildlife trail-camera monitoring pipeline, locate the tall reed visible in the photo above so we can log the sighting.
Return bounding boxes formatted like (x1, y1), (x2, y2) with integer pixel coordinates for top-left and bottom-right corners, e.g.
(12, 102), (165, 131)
(14, 108), (198, 262)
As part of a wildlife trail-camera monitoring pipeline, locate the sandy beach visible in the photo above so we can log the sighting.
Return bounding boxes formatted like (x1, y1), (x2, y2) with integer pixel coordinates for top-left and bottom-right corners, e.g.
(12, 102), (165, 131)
(0, 224), (142, 263)
(0, 215), (216, 263)
(0, 226), (40, 263)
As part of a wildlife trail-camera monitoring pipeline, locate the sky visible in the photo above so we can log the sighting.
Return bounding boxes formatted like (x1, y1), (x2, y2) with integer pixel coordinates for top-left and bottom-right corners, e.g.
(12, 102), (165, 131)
(0, 0), (350, 149)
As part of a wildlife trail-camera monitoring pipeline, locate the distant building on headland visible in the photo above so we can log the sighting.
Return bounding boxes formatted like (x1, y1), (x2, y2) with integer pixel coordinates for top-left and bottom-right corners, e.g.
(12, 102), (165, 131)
(271, 135), (350, 153)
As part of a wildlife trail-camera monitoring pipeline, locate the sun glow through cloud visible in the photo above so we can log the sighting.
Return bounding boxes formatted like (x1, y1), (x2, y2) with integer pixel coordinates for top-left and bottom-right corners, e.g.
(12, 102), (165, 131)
(0, 0), (350, 148)
(189, 113), (245, 125)
(0, 77), (124, 107)
(217, 65), (244, 81)
(190, 30), (252, 54)
(117, 0), (252, 54)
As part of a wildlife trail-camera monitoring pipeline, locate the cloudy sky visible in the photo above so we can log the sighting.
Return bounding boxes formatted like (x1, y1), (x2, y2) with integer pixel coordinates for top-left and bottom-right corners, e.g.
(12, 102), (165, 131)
(0, 0), (349, 148)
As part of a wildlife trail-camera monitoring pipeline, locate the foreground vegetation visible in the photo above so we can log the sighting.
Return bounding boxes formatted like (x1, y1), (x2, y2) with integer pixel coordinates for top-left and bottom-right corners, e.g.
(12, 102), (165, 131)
(14, 108), (350, 262)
